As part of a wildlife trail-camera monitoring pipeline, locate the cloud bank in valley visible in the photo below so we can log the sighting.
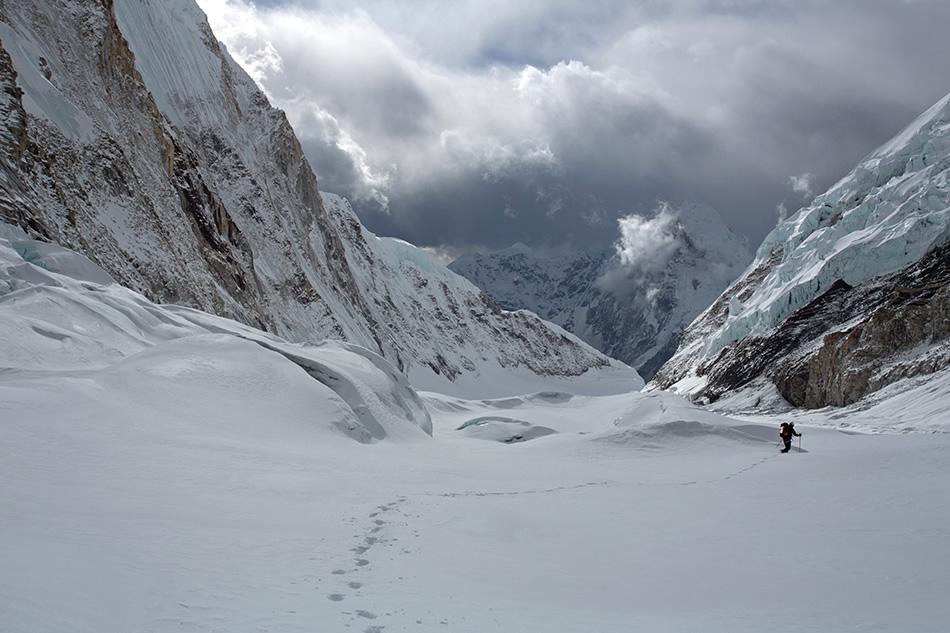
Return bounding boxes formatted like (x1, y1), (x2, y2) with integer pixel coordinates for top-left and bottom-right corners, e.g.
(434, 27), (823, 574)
(197, 0), (950, 256)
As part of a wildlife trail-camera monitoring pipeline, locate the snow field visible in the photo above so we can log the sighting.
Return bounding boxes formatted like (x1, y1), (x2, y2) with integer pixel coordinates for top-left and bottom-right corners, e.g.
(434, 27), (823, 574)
(1, 224), (949, 632)
(3, 378), (949, 632)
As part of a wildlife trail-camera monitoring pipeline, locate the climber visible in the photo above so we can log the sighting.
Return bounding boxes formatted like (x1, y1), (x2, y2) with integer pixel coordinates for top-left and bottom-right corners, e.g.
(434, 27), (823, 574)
(779, 421), (801, 453)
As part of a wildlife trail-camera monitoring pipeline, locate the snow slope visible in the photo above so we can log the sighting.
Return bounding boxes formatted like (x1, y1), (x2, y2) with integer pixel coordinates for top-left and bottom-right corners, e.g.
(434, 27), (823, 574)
(0, 221), (431, 443)
(320, 194), (642, 398)
(2, 223), (950, 633)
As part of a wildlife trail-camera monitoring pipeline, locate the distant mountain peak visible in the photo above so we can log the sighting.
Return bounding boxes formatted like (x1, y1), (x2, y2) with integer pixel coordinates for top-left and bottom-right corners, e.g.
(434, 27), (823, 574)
(450, 202), (751, 379)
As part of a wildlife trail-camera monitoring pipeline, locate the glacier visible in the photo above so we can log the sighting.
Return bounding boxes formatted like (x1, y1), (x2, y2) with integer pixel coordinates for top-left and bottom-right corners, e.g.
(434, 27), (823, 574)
(2, 219), (950, 632)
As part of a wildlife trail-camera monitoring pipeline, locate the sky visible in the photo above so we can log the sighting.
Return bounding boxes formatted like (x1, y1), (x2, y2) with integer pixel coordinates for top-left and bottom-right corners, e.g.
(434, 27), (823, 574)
(195, 0), (950, 260)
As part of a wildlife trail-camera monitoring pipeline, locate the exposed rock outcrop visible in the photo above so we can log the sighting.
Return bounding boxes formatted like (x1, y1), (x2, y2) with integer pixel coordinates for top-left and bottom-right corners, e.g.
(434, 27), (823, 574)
(774, 243), (950, 407)
(670, 243), (950, 408)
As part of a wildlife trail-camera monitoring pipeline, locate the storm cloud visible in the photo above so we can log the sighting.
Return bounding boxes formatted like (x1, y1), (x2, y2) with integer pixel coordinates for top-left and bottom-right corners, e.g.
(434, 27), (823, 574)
(197, 0), (950, 256)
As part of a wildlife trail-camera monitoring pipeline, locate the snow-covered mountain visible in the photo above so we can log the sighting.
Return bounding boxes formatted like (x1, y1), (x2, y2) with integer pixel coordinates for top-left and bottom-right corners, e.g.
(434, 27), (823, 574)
(651, 93), (950, 410)
(449, 203), (751, 379)
(0, 0), (638, 396)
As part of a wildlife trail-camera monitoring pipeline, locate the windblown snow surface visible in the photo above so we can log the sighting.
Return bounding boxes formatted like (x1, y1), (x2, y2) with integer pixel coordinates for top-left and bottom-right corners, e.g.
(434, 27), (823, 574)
(2, 224), (948, 633)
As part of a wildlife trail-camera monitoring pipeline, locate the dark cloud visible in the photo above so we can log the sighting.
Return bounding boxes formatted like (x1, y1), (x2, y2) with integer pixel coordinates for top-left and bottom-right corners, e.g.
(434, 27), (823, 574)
(199, 0), (950, 255)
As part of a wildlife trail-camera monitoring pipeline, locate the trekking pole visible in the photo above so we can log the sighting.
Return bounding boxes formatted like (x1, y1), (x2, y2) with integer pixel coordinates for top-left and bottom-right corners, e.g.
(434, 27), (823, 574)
(798, 434), (802, 452)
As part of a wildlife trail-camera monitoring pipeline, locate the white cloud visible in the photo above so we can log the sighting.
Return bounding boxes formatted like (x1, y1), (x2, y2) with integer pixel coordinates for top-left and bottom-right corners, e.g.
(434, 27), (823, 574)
(776, 200), (789, 224)
(439, 128), (557, 184)
(594, 203), (689, 302)
(626, 25), (673, 55)
(197, 0), (282, 86)
(614, 203), (684, 275)
(503, 197), (518, 220)
(789, 173), (815, 199)
(279, 99), (394, 210)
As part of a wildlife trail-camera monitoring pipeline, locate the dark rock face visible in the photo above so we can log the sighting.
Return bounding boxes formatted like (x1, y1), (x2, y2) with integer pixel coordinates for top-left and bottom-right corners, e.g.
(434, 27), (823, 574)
(773, 243), (950, 408)
(0, 37), (45, 238)
(676, 243), (950, 408)
(0, 45), (26, 164)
